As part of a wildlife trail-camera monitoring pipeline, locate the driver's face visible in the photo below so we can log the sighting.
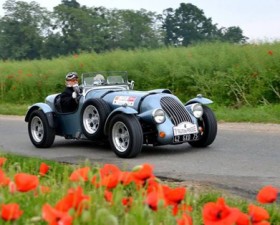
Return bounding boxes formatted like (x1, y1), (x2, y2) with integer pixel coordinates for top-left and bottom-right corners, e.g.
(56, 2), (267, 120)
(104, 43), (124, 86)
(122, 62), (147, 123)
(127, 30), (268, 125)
(67, 79), (78, 86)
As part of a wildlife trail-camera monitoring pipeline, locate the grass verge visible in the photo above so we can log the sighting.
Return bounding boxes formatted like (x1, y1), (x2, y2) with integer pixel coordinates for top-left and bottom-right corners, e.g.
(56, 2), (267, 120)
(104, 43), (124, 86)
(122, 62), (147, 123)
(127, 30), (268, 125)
(1, 103), (280, 124)
(0, 103), (29, 116)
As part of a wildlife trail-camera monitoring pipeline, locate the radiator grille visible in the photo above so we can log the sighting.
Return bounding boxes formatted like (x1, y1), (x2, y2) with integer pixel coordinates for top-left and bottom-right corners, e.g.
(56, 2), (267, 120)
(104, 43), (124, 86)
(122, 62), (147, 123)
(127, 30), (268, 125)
(160, 97), (192, 125)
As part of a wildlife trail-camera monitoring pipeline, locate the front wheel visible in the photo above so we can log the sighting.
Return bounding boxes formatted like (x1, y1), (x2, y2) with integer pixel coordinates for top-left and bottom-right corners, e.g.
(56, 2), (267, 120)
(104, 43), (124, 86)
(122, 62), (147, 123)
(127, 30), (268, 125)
(109, 114), (143, 158)
(28, 110), (55, 148)
(188, 105), (217, 147)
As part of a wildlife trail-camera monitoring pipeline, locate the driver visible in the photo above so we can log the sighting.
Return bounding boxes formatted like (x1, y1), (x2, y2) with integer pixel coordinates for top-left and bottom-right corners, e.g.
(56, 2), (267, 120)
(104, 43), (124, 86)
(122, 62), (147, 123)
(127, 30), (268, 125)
(60, 72), (81, 113)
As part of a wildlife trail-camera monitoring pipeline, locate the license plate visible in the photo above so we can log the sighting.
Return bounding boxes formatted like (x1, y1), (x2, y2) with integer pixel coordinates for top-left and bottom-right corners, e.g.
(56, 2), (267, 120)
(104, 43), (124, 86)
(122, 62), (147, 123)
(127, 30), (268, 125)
(173, 122), (198, 136)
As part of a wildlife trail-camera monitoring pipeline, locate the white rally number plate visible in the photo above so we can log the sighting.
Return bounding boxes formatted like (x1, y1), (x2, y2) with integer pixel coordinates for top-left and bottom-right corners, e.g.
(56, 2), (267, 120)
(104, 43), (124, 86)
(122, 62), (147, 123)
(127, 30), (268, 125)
(173, 122), (198, 136)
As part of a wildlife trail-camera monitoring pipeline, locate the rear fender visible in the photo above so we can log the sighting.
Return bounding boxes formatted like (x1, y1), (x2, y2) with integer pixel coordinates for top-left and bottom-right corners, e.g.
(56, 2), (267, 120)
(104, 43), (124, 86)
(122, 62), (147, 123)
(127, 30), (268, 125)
(185, 94), (213, 105)
(25, 103), (55, 128)
(104, 106), (138, 135)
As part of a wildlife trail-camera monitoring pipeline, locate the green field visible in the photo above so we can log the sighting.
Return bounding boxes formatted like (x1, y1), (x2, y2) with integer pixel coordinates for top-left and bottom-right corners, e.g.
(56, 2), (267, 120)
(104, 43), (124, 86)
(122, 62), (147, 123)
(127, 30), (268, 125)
(1, 42), (280, 106)
(0, 41), (280, 122)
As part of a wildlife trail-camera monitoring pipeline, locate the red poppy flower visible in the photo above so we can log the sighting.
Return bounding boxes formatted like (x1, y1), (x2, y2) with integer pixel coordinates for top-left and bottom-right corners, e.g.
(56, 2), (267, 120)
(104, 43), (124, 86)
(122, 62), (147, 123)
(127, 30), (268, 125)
(248, 204), (269, 223)
(132, 164), (154, 181)
(122, 197), (133, 207)
(172, 203), (192, 216)
(119, 171), (134, 185)
(267, 50), (273, 55)
(177, 213), (193, 225)
(101, 173), (120, 189)
(42, 204), (72, 225)
(203, 198), (240, 225)
(163, 185), (186, 205)
(9, 181), (16, 194)
(0, 157), (7, 167)
(257, 185), (278, 204)
(91, 175), (100, 188)
(69, 167), (90, 182)
(55, 186), (90, 214)
(99, 164), (121, 177)
(14, 173), (39, 192)
(40, 185), (51, 194)
(0, 169), (10, 186)
(145, 191), (159, 211)
(1, 203), (23, 221)
(146, 177), (161, 193)
(236, 211), (250, 225)
(252, 221), (270, 225)
(145, 190), (167, 211)
(122, 197), (133, 212)
(39, 162), (50, 176)
(104, 190), (113, 203)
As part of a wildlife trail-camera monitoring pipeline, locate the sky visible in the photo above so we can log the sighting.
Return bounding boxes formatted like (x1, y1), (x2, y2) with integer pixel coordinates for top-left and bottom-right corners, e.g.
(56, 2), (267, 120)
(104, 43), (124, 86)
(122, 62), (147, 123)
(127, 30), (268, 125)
(0, 0), (279, 42)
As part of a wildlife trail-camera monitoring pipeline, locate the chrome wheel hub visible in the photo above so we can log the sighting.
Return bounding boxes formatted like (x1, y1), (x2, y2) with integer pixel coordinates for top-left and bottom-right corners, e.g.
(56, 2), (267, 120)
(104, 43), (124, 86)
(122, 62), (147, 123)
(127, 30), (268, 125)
(83, 105), (100, 134)
(112, 121), (129, 152)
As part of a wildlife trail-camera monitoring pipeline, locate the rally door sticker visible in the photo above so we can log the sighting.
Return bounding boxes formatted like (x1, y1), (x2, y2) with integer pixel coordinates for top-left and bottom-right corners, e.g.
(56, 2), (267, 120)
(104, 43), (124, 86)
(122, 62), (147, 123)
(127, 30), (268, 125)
(113, 96), (136, 106)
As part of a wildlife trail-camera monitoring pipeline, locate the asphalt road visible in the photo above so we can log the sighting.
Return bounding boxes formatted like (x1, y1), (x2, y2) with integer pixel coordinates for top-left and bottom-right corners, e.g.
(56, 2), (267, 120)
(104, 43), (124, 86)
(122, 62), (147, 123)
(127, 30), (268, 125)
(1, 115), (280, 198)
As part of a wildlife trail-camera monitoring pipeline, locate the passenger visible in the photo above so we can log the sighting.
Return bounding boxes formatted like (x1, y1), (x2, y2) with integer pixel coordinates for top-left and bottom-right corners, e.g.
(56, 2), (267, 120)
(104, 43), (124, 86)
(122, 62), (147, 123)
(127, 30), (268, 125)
(60, 72), (81, 113)
(93, 74), (105, 85)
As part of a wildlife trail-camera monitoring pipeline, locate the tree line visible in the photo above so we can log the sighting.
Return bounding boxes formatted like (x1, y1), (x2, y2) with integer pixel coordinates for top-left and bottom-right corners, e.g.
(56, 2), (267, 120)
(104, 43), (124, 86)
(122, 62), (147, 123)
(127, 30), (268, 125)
(0, 0), (248, 60)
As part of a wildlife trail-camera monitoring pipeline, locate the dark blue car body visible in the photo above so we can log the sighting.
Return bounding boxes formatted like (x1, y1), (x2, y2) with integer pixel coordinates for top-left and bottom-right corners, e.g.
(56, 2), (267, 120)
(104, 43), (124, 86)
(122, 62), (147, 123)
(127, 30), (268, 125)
(25, 71), (217, 158)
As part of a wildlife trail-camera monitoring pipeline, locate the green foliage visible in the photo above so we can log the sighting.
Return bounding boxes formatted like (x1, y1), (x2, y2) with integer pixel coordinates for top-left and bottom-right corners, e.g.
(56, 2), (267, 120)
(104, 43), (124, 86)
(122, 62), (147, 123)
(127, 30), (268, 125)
(0, 42), (280, 108)
(162, 3), (217, 46)
(0, 0), (246, 60)
(0, 0), (51, 60)
(162, 3), (247, 46)
(219, 26), (248, 43)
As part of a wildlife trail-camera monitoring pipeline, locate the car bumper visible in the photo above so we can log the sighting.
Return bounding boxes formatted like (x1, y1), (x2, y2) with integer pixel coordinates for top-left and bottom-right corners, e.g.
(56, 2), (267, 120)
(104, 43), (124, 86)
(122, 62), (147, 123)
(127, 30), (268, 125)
(156, 120), (201, 145)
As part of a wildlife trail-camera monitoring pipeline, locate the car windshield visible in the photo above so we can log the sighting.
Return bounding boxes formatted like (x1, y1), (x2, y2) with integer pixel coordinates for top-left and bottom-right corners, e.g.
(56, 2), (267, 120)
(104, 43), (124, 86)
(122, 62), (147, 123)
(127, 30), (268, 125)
(82, 71), (128, 87)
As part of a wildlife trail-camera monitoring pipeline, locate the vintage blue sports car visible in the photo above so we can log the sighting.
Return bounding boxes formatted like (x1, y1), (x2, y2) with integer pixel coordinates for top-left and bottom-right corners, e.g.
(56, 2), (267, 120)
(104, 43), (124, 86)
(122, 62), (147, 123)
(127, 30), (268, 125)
(25, 71), (217, 158)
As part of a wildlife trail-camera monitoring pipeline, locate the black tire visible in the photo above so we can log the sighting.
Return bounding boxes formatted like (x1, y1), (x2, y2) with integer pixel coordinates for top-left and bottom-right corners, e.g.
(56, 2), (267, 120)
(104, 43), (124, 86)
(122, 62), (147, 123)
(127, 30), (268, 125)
(188, 105), (217, 147)
(28, 110), (55, 148)
(108, 114), (143, 158)
(81, 99), (111, 140)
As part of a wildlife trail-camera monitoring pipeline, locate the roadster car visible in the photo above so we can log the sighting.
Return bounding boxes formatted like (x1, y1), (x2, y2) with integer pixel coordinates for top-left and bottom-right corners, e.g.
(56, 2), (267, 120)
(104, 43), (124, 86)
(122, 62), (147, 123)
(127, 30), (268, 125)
(25, 71), (217, 158)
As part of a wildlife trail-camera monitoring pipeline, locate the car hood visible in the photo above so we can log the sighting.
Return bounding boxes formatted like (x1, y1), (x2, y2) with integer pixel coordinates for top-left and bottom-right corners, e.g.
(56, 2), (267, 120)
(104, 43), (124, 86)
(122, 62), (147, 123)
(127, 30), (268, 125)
(85, 88), (180, 112)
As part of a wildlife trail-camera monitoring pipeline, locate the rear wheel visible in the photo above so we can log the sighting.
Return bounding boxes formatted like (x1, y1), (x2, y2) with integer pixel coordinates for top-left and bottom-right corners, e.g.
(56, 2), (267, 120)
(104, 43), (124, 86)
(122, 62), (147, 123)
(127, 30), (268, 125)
(109, 114), (143, 158)
(188, 105), (217, 147)
(28, 110), (55, 148)
(81, 99), (110, 140)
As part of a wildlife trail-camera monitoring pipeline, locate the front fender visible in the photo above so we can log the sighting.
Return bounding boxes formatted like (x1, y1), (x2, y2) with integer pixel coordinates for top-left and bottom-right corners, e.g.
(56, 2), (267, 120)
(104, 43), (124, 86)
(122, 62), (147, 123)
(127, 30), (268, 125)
(104, 106), (138, 135)
(185, 94), (213, 105)
(25, 103), (55, 128)
(148, 89), (172, 94)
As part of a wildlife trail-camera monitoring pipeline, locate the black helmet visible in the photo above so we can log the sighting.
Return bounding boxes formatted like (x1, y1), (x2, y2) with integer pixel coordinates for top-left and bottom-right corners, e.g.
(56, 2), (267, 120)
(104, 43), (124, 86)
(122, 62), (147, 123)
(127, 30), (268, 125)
(65, 72), (78, 81)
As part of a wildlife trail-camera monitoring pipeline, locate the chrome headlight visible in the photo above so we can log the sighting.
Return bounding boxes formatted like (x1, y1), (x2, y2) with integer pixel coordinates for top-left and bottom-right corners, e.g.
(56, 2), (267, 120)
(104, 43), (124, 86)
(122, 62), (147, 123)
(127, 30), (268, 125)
(152, 109), (166, 124)
(191, 103), (203, 118)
